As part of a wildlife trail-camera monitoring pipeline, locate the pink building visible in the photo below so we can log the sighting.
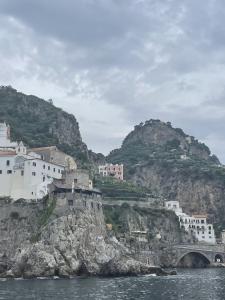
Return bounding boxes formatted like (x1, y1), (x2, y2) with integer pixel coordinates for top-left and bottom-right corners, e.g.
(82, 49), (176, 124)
(99, 163), (124, 181)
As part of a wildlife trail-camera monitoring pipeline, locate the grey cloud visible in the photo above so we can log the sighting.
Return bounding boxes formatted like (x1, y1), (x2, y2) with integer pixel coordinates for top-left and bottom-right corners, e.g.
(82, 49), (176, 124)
(0, 0), (149, 46)
(0, 1), (225, 161)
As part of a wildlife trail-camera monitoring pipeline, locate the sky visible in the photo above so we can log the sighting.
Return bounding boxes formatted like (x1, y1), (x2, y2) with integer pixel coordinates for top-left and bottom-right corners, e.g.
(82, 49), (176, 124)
(0, 0), (225, 161)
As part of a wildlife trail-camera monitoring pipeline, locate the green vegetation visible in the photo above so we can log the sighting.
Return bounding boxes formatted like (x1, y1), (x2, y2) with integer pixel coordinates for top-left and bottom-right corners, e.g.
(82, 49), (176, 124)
(103, 203), (131, 233)
(94, 176), (158, 201)
(107, 142), (182, 177)
(37, 196), (56, 228)
(30, 196), (56, 243)
(0, 86), (89, 166)
(107, 137), (225, 183)
(103, 204), (182, 241)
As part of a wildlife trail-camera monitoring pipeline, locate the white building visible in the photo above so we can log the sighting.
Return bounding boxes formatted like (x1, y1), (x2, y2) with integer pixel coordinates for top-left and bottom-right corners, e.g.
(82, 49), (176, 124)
(0, 123), (18, 149)
(165, 200), (216, 244)
(0, 123), (66, 200)
(164, 200), (183, 213)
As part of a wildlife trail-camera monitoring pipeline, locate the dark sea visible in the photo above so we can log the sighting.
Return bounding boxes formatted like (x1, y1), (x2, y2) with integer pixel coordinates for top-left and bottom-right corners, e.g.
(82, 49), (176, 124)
(0, 269), (224, 300)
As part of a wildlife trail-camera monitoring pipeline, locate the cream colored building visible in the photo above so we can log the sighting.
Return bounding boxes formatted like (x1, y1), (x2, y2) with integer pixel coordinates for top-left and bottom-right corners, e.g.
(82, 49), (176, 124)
(165, 200), (216, 244)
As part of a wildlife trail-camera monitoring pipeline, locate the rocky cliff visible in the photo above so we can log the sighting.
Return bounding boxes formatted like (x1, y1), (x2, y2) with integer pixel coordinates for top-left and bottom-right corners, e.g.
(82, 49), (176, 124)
(0, 196), (170, 278)
(0, 86), (89, 166)
(103, 204), (194, 266)
(107, 119), (225, 234)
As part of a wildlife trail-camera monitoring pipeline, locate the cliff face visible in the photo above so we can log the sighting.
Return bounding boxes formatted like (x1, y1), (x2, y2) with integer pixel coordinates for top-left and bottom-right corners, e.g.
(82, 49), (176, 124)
(0, 86), (89, 166)
(0, 197), (166, 278)
(103, 204), (194, 266)
(107, 119), (225, 234)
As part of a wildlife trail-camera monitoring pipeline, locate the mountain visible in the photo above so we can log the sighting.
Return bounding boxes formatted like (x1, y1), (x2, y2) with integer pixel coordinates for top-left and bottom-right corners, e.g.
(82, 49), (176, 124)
(2, 86), (225, 234)
(107, 119), (225, 235)
(0, 86), (90, 166)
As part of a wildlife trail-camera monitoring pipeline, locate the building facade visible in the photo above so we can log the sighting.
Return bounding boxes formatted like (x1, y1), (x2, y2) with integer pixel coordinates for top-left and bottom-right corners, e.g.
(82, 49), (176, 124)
(0, 123), (96, 201)
(0, 123), (74, 200)
(165, 200), (216, 244)
(0, 123), (18, 149)
(98, 163), (124, 180)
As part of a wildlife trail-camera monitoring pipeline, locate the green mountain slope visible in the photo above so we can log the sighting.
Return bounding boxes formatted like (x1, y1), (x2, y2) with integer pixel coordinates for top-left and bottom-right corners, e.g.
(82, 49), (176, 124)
(0, 86), (89, 166)
(107, 119), (225, 235)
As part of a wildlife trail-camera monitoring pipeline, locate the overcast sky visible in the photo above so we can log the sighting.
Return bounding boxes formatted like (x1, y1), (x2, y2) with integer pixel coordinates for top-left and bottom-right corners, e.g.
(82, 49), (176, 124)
(0, 0), (225, 162)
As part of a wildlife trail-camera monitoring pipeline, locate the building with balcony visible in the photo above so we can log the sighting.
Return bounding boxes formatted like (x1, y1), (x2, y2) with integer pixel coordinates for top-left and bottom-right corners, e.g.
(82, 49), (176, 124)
(165, 200), (216, 244)
(98, 163), (124, 181)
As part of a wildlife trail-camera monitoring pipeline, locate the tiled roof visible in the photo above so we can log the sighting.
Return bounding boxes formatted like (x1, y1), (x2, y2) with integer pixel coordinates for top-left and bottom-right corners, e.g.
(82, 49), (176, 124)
(0, 151), (16, 156)
(29, 146), (57, 152)
(192, 214), (208, 218)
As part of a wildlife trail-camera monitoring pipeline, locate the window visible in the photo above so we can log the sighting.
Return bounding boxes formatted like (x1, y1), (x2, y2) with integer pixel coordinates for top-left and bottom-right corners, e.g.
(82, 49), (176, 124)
(202, 236), (205, 239)
(58, 169), (61, 173)
(7, 170), (12, 174)
(0, 170), (2, 174)
(74, 179), (78, 183)
(48, 166), (50, 170)
(43, 165), (46, 169)
(91, 202), (94, 209)
(53, 168), (56, 172)
(32, 172), (36, 176)
(43, 177), (45, 182)
(33, 162), (36, 167)
(201, 220), (205, 224)
(68, 200), (73, 206)
(208, 226), (211, 230)
(6, 160), (10, 166)
(21, 171), (24, 176)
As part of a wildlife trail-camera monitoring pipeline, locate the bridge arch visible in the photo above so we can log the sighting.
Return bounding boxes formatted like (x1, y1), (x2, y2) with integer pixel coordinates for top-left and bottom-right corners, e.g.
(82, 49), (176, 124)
(177, 251), (211, 268)
(215, 254), (223, 263)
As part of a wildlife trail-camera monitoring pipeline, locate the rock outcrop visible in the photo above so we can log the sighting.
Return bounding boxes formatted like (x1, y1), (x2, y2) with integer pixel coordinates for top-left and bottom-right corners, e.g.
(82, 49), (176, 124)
(0, 196), (171, 278)
(0, 86), (89, 166)
(107, 119), (225, 234)
(103, 204), (195, 266)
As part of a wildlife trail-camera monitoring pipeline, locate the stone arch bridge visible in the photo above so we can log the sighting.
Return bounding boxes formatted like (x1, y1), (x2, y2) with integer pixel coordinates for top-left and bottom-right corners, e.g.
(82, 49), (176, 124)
(173, 244), (225, 267)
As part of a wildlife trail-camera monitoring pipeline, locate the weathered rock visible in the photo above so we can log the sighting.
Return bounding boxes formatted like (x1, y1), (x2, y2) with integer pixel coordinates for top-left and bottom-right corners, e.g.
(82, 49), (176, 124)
(0, 197), (170, 278)
(107, 119), (225, 232)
